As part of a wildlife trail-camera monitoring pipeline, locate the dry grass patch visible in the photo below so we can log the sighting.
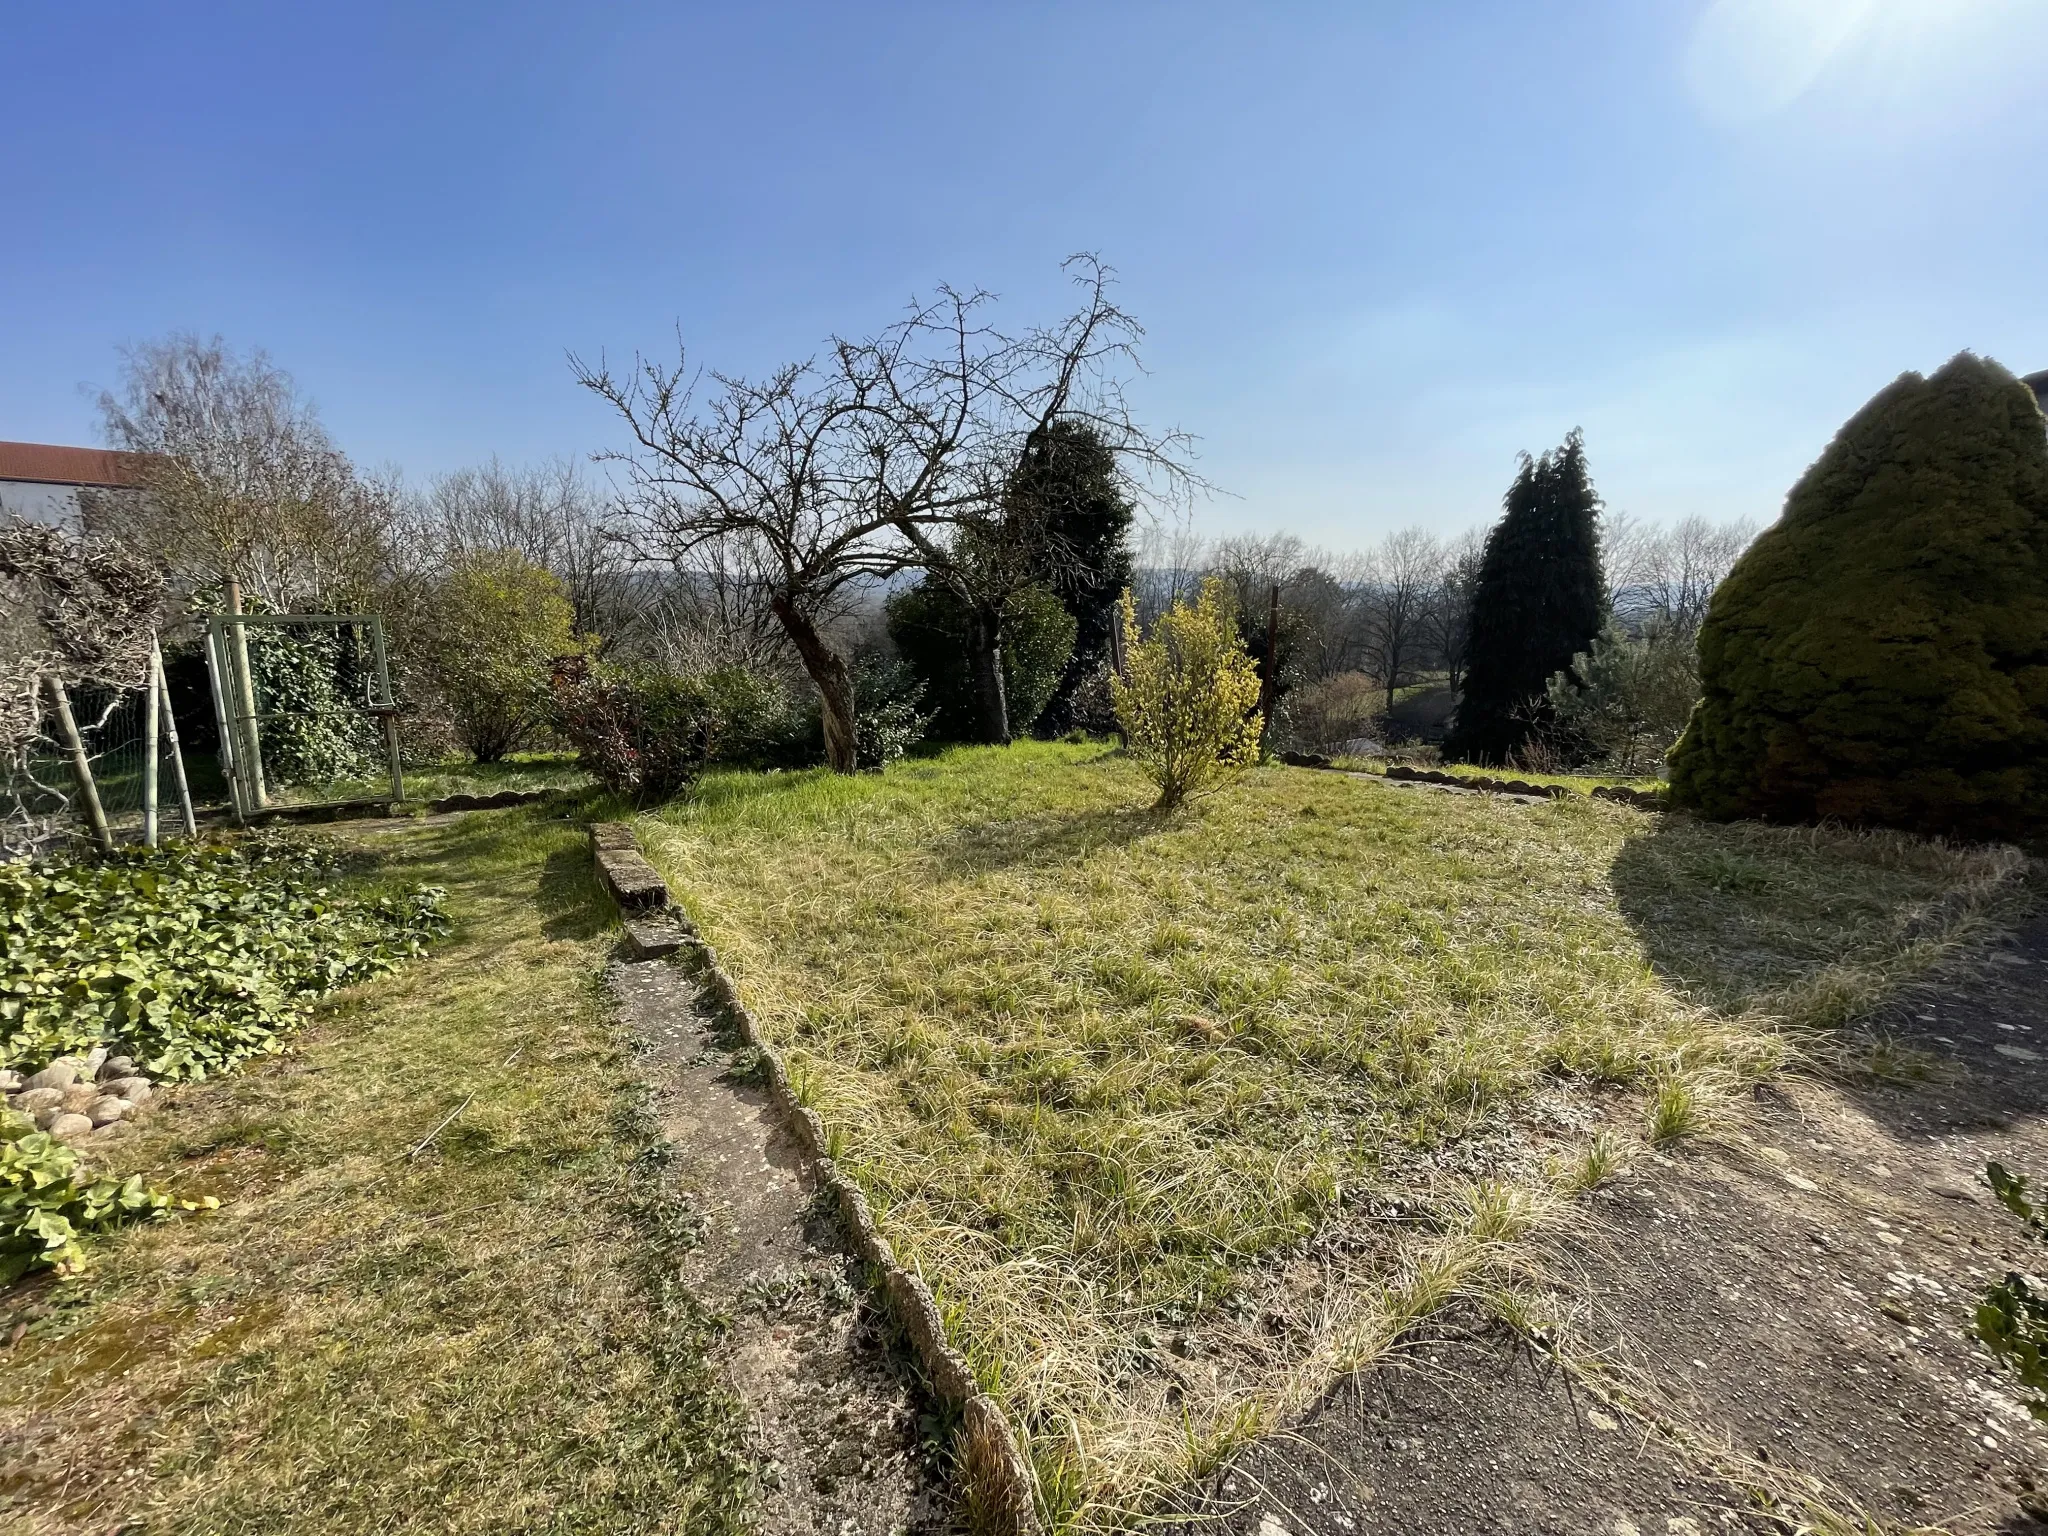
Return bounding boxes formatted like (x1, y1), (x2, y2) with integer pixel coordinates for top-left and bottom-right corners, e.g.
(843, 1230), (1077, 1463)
(638, 742), (2025, 1530)
(0, 807), (750, 1536)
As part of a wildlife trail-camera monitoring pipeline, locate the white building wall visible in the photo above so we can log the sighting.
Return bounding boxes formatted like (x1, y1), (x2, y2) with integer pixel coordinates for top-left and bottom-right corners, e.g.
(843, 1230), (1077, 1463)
(0, 481), (87, 531)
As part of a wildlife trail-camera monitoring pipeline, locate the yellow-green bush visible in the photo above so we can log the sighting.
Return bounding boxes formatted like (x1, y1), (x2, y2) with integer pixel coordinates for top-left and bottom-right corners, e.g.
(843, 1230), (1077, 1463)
(1111, 578), (1262, 810)
(1669, 353), (2048, 841)
(421, 552), (585, 762)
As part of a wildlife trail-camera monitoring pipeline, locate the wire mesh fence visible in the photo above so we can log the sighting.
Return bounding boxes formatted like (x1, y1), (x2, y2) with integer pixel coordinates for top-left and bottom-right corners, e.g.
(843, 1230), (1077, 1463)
(4, 609), (402, 855)
(3, 660), (220, 857)
(207, 612), (402, 815)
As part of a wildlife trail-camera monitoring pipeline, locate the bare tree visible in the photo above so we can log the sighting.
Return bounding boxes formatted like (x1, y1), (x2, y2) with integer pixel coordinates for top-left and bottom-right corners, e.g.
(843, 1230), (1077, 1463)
(1, 519), (164, 855)
(870, 263), (1196, 744)
(638, 533), (794, 676)
(1419, 527), (1483, 693)
(1604, 511), (1757, 633)
(1277, 559), (1358, 681)
(575, 256), (1193, 768)
(416, 457), (629, 640)
(1354, 527), (1444, 712)
(1133, 514), (1211, 624)
(94, 334), (398, 610)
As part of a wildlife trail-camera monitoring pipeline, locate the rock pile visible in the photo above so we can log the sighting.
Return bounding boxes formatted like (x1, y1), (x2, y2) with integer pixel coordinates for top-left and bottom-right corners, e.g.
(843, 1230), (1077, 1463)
(0, 1048), (157, 1143)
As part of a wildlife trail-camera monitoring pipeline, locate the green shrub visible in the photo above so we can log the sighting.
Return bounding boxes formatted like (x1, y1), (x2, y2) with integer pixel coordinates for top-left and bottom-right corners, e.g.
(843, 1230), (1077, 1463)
(885, 580), (1076, 741)
(2, 1110), (213, 1282)
(548, 657), (721, 803)
(851, 653), (930, 769)
(420, 552), (585, 763)
(696, 665), (813, 768)
(0, 834), (449, 1079)
(1668, 354), (2048, 840)
(1110, 578), (1263, 811)
(248, 623), (379, 785)
(1544, 624), (1700, 774)
(1975, 1162), (2048, 1420)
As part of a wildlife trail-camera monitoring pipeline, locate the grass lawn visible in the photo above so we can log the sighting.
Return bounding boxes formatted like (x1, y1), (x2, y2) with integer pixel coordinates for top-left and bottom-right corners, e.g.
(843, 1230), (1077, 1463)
(0, 805), (751, 1536)
(637, 742), (2025, 1530)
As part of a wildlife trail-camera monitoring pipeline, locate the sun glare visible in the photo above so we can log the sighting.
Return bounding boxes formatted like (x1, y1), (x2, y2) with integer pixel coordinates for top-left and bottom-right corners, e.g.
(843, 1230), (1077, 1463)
(1684, 0), (2039, 123)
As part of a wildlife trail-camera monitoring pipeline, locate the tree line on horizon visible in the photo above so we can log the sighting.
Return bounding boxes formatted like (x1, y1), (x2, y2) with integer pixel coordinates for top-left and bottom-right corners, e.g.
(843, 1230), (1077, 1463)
(66, 327), (1756, 783)
(45, 304), (2048, 842)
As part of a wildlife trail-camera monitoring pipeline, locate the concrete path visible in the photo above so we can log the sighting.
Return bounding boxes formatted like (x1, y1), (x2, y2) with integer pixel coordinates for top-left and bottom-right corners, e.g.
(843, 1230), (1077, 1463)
(610, 955), (952, 1535)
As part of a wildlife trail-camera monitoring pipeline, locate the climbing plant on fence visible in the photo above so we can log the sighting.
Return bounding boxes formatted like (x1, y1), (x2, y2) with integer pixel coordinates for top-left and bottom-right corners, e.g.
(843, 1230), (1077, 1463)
(0, 832), (447, 1079)
(246, 619), (379, 786)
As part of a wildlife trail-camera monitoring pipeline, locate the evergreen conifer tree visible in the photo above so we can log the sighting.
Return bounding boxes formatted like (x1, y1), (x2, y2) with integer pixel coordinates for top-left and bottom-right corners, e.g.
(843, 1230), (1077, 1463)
(884, 580), (1075, 741)
(1444, 430), (1607, 764)
(1017, 421), (1137, 732)
(1668, 353), (2048, 839)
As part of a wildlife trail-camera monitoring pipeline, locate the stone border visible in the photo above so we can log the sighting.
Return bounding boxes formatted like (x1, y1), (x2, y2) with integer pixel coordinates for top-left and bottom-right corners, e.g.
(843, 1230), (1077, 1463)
(1279, 754), (1666, 812)
(587, 821), (1043, 1535)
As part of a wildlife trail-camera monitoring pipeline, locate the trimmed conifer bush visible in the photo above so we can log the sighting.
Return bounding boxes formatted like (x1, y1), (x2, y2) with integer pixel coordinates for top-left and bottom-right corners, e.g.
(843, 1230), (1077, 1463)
(1445, 430), (1607, 764)
(1667, 352), (2048, 841)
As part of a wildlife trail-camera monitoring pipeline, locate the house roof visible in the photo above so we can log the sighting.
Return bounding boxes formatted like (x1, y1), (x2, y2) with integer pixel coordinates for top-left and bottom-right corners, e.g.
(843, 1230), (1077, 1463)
(0, 440), (162, 487)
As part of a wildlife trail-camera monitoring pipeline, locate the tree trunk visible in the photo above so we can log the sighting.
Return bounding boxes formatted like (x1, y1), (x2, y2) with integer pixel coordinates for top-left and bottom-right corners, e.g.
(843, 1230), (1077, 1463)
(967, 604), (1011, 745)
(771, 594), (859, 773)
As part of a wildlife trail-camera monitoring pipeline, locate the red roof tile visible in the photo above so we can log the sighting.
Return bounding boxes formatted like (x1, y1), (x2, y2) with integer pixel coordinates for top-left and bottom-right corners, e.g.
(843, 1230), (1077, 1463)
(0, 441), (164, 487)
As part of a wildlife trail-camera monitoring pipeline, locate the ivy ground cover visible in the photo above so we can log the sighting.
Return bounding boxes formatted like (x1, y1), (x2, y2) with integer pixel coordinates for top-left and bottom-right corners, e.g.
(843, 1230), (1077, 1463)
(0, 808), (753, 1535)
(637, 742), (2025, 1530)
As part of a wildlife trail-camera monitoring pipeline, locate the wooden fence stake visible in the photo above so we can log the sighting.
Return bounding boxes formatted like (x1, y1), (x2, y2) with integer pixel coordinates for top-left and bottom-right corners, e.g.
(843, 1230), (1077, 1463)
(45, 675), (113, 852)
(142, 643), (161, 847)
(154, 636), (197, 838)
(226, 579), (268, 809)
(1259, 580), (1281, 757)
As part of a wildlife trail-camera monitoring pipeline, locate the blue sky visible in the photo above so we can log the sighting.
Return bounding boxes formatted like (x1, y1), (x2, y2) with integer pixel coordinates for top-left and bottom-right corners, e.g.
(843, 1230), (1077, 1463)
(6, 1), (2045, 548)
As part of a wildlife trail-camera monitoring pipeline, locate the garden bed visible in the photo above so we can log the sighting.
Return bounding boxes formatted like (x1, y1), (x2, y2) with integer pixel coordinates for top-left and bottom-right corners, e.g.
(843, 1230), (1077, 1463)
(636, 741), (2027, 1531)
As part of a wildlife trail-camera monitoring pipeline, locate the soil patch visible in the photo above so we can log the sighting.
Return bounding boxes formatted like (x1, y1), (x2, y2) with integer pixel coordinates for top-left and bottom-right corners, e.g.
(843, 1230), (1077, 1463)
(1170, 916), (2048, 1535)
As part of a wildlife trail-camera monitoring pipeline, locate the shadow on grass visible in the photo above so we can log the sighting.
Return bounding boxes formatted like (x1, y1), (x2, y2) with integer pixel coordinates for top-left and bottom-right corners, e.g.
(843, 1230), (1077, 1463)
(928, 802), (1171, 879)
(538, 839), (613, 941)
(1609, 808), (2048, 1141)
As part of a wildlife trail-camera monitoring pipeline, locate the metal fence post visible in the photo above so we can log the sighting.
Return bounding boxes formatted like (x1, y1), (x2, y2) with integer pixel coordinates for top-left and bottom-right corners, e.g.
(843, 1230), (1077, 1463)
(142, 640), (161, 847)
(226, 580), (268, 809)
(367, 616), (405, 802)
(203, 622), (248, 822)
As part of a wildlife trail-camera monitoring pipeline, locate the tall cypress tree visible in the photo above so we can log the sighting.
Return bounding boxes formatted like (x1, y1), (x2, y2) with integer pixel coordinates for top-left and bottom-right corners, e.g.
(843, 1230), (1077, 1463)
(1444, 430), (1607, 764)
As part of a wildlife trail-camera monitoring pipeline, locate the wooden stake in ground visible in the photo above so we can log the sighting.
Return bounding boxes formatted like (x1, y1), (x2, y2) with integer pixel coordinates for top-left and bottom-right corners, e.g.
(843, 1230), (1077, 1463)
(154, 635), (197, 838)
(44, 674), (113, 853)
(226, 578), (268, 810)
(1108, 603), (1129, 749)
(1258, 580), (1281, 757)
(142, 641), (161, 847)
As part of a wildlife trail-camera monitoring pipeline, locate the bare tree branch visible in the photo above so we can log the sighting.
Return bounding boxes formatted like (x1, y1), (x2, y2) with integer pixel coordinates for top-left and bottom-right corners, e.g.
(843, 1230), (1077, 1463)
(572, 256), (1198, 769)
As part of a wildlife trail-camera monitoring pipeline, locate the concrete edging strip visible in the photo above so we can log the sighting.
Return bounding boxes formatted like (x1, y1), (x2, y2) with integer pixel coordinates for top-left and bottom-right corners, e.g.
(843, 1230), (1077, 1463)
(588, 820), (1043, 1535)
